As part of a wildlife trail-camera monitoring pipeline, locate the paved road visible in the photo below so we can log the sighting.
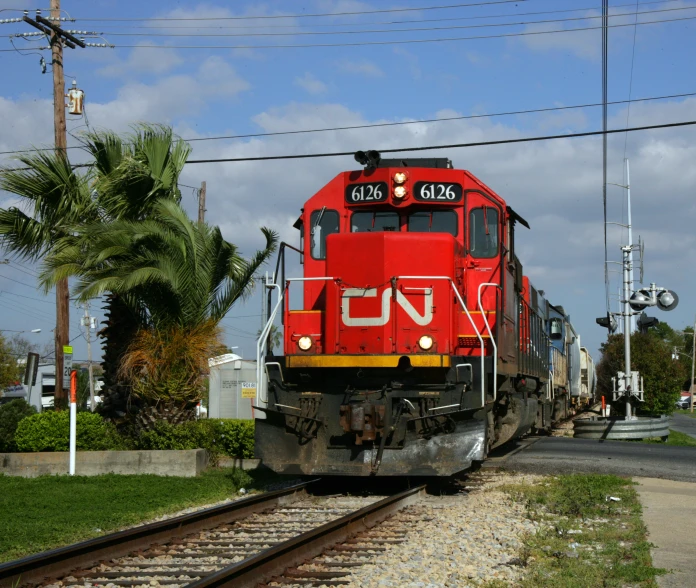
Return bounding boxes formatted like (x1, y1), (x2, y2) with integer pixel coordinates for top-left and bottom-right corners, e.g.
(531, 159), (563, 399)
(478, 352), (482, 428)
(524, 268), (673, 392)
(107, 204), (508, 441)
(487, 437), (696, 482)
(670, 413), (696, 439)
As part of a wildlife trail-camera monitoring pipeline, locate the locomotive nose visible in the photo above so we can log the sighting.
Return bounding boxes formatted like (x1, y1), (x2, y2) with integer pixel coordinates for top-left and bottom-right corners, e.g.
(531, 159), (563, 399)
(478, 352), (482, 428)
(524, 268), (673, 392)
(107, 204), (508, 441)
(325, 231), (456, 356)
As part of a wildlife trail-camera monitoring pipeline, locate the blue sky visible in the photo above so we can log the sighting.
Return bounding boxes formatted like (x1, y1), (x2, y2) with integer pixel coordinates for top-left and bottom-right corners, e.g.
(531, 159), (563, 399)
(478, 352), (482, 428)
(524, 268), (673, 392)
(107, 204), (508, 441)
(1, 0), (695, 363)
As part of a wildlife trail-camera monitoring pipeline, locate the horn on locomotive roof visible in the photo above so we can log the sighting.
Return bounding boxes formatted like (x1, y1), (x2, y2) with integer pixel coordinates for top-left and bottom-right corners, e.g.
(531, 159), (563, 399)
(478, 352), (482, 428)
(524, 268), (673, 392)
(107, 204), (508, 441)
(354, 150), (381, 169)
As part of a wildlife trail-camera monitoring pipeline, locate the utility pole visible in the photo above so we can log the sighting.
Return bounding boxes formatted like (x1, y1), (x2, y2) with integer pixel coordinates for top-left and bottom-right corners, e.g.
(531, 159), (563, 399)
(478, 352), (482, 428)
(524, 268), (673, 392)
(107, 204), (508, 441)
(82, 304), (96, 412)
(51, 0), (69, 407)
(23, 2), (86, 407)
(198, 181), (207, 224)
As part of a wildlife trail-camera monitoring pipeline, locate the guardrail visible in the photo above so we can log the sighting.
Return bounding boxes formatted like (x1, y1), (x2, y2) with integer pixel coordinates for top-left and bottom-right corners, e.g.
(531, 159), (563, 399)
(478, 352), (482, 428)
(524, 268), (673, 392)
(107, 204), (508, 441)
(573, 416), (670, 440)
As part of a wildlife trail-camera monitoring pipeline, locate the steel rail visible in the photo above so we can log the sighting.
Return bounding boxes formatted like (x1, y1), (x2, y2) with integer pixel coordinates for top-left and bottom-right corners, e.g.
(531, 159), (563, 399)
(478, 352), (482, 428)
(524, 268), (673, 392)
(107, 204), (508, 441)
(188, 484), (426, 588)
(0, 480), (316, 588)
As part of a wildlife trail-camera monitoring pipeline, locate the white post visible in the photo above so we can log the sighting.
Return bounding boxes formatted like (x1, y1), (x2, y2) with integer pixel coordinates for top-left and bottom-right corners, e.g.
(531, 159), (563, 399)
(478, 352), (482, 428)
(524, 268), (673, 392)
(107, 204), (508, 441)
(626, 159), (635, 333)
(691, 315), (695, 413)
(84, 306), (96, 411)
(69, 370), (76, 475)
(622, 245), (633, 420)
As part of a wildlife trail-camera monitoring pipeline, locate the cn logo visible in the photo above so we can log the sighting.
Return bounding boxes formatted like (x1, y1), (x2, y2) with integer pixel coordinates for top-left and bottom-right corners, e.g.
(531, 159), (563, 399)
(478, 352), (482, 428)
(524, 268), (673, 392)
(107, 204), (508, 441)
(341, 288), (433, 327)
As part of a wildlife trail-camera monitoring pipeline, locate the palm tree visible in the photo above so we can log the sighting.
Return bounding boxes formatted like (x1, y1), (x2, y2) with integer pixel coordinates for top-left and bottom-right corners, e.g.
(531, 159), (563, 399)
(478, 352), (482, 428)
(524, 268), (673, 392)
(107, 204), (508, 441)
(1, 124), (191, 413)
(0, 151), (93, 405)
(74, 124), (191, 423)
(43, 199), (278, 427)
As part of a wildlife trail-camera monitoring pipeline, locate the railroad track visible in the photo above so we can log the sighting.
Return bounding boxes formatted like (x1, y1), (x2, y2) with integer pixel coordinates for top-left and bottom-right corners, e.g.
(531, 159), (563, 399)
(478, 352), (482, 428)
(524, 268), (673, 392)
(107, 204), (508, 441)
(0, 481), (424, 588)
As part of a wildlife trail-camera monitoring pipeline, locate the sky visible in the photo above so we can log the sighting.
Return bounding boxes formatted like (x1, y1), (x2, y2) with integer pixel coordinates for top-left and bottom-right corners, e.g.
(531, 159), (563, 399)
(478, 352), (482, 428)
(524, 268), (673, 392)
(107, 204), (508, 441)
(0, 0), (695, 365)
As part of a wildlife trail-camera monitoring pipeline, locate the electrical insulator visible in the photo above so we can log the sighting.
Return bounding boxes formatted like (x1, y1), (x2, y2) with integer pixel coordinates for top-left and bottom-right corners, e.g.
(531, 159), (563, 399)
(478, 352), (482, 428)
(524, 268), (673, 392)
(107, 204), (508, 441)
(66, 80), (84, 115)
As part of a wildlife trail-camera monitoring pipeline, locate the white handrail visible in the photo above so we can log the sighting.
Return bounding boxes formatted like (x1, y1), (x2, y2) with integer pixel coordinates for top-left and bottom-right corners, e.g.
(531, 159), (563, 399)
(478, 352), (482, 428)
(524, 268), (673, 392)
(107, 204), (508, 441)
(256, 280), (282, 406)
(478, 282), (501, 402)
(256, 276), (337, 407)
(396, 275), (486, 408)
(258, 274), (490, 410)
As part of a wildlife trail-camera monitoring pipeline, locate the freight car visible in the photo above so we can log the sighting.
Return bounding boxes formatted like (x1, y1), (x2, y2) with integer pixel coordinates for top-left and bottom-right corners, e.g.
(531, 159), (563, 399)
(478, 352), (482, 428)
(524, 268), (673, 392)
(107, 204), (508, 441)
(255, 153), (591, 476)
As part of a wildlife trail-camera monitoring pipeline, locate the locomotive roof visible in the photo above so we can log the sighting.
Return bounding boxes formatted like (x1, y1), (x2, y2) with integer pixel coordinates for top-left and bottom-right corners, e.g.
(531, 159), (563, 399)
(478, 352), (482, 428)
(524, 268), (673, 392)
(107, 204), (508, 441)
(375, 157), (452, 169)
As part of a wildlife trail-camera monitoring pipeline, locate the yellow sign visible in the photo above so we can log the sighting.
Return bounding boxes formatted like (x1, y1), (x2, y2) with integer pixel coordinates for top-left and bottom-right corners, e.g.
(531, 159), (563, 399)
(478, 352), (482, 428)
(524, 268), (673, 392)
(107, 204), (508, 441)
(241, 382), (256, 399)
(62, 345), (73, 354)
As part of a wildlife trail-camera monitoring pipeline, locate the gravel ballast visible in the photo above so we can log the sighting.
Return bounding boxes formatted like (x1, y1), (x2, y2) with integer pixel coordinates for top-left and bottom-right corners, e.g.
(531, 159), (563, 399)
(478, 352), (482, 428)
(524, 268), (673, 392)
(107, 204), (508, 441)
(290, 472), (545, 588)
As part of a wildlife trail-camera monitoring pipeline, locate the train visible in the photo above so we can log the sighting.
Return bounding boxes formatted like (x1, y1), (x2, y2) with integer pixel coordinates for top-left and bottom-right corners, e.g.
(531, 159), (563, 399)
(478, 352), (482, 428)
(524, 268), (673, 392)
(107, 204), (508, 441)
(255, 153), (595, 476)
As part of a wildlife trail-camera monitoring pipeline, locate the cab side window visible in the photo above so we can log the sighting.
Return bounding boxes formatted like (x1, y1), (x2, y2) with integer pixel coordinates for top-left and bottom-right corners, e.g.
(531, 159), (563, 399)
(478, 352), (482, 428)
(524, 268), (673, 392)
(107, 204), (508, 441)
(310, 209), (339, 260)
(469, 207), (499, 258)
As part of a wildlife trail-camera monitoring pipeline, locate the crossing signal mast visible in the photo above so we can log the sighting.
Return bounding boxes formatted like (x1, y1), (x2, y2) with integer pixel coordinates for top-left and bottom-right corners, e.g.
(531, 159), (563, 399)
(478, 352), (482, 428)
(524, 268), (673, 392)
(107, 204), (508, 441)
(596, 162), (679, 419)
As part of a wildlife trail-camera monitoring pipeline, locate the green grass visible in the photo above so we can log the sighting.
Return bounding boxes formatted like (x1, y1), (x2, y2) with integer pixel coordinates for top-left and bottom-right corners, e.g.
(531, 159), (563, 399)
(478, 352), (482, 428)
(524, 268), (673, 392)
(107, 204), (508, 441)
(673, 409), (696, 418)
(0, 468), (279, 563)
(642, 429), (696, 447)
(501, 474), (664, 588)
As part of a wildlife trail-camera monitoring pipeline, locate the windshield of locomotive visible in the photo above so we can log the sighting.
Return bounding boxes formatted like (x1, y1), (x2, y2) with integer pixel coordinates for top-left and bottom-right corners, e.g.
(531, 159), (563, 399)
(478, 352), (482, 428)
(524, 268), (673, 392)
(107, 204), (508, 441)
(351, 211), (399, 232)
(407, 210), (457, 236)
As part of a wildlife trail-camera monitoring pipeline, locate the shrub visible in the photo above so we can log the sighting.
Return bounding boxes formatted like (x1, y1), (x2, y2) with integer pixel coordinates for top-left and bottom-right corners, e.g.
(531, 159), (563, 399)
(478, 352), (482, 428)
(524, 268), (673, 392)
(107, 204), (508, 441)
(135, 419), (254, 459)
(211, 419), (255, 459)
(0, 399), (37, 452)
(15, 411), (125, 452)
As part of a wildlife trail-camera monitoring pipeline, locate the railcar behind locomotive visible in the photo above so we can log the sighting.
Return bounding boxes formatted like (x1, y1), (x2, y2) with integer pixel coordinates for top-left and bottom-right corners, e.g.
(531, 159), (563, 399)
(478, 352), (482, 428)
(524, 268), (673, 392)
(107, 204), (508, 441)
(255, 153), (589, 476)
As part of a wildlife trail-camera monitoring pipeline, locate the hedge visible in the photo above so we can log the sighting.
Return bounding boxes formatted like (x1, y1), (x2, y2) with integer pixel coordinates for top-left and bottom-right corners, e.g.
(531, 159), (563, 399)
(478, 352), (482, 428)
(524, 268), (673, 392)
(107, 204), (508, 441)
(0, 399), (37, 452)
(9, 412), (253, 459)
(14, 411), (125, 452)
(136, 419), (254, 459)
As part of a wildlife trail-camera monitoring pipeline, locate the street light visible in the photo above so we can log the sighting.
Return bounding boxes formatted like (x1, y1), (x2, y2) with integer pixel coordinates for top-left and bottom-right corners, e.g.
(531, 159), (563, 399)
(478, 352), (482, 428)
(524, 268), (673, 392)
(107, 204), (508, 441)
(0, 328), (41, 333)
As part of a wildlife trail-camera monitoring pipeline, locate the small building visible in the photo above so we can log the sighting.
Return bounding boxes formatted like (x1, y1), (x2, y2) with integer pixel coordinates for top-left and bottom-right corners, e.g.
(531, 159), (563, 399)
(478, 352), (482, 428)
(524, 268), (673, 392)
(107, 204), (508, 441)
(207, 354), (257, 420)
(1, 363), (55, 411)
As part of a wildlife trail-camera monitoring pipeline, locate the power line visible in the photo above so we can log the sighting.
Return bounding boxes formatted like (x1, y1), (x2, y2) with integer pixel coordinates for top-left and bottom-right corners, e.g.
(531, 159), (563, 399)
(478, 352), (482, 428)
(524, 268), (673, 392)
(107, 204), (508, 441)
(0, 289), (54, 305)
(68, 1), (528, 22)
(91, 5), (696, 38)
(71, 0), (686, 30)
(184, 119), (696, 165)
(92, 14), (696, 49)
(0, 271), (55, 292)
(2, 119), (696, 173)
(3, 89), (696, 157)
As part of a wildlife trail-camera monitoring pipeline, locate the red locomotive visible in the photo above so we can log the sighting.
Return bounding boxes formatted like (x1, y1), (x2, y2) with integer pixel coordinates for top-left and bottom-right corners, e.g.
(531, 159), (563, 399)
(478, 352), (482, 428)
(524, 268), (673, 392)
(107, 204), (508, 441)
(255, 152), (561, 476)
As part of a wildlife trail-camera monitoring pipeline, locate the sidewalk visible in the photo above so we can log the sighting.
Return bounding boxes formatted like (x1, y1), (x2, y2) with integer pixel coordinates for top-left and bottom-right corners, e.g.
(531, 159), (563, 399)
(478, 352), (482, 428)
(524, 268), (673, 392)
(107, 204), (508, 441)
(636, 477), (696, 587)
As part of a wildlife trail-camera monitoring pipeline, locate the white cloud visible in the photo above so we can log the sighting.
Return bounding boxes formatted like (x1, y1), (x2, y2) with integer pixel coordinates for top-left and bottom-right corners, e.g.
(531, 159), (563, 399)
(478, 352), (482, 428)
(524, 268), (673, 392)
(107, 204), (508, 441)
(338, 60), (384, 78)
(98, 44), (184, 78)
(2, 79), (696, 358)
(293, 73), (328, 95)
(87, 57), (250, 126)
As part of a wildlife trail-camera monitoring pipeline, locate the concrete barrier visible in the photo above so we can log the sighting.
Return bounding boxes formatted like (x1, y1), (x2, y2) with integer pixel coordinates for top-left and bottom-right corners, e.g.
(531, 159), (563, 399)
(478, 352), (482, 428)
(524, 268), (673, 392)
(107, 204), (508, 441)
(0, 449), (209, 478)
(217, 457), (261, 470)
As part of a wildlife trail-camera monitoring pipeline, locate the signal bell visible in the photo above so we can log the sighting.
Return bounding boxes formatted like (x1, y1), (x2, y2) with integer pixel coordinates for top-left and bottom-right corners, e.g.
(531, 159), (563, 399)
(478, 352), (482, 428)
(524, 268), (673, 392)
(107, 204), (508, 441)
(657, 289), (678, 311)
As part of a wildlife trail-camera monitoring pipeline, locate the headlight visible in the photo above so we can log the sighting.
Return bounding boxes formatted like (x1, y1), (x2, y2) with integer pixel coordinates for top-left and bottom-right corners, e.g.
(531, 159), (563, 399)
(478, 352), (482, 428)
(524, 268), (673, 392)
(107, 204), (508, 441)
(297, 336), (313, 351)
(393, 186), (407, 199)
(418, 335), (433, 350)
(394, 172), (407, 184)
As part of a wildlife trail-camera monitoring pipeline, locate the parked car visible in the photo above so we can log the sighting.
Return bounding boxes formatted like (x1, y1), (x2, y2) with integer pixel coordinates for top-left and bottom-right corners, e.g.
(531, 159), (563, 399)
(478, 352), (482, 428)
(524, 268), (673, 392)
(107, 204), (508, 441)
(676, 397), (691, 410)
